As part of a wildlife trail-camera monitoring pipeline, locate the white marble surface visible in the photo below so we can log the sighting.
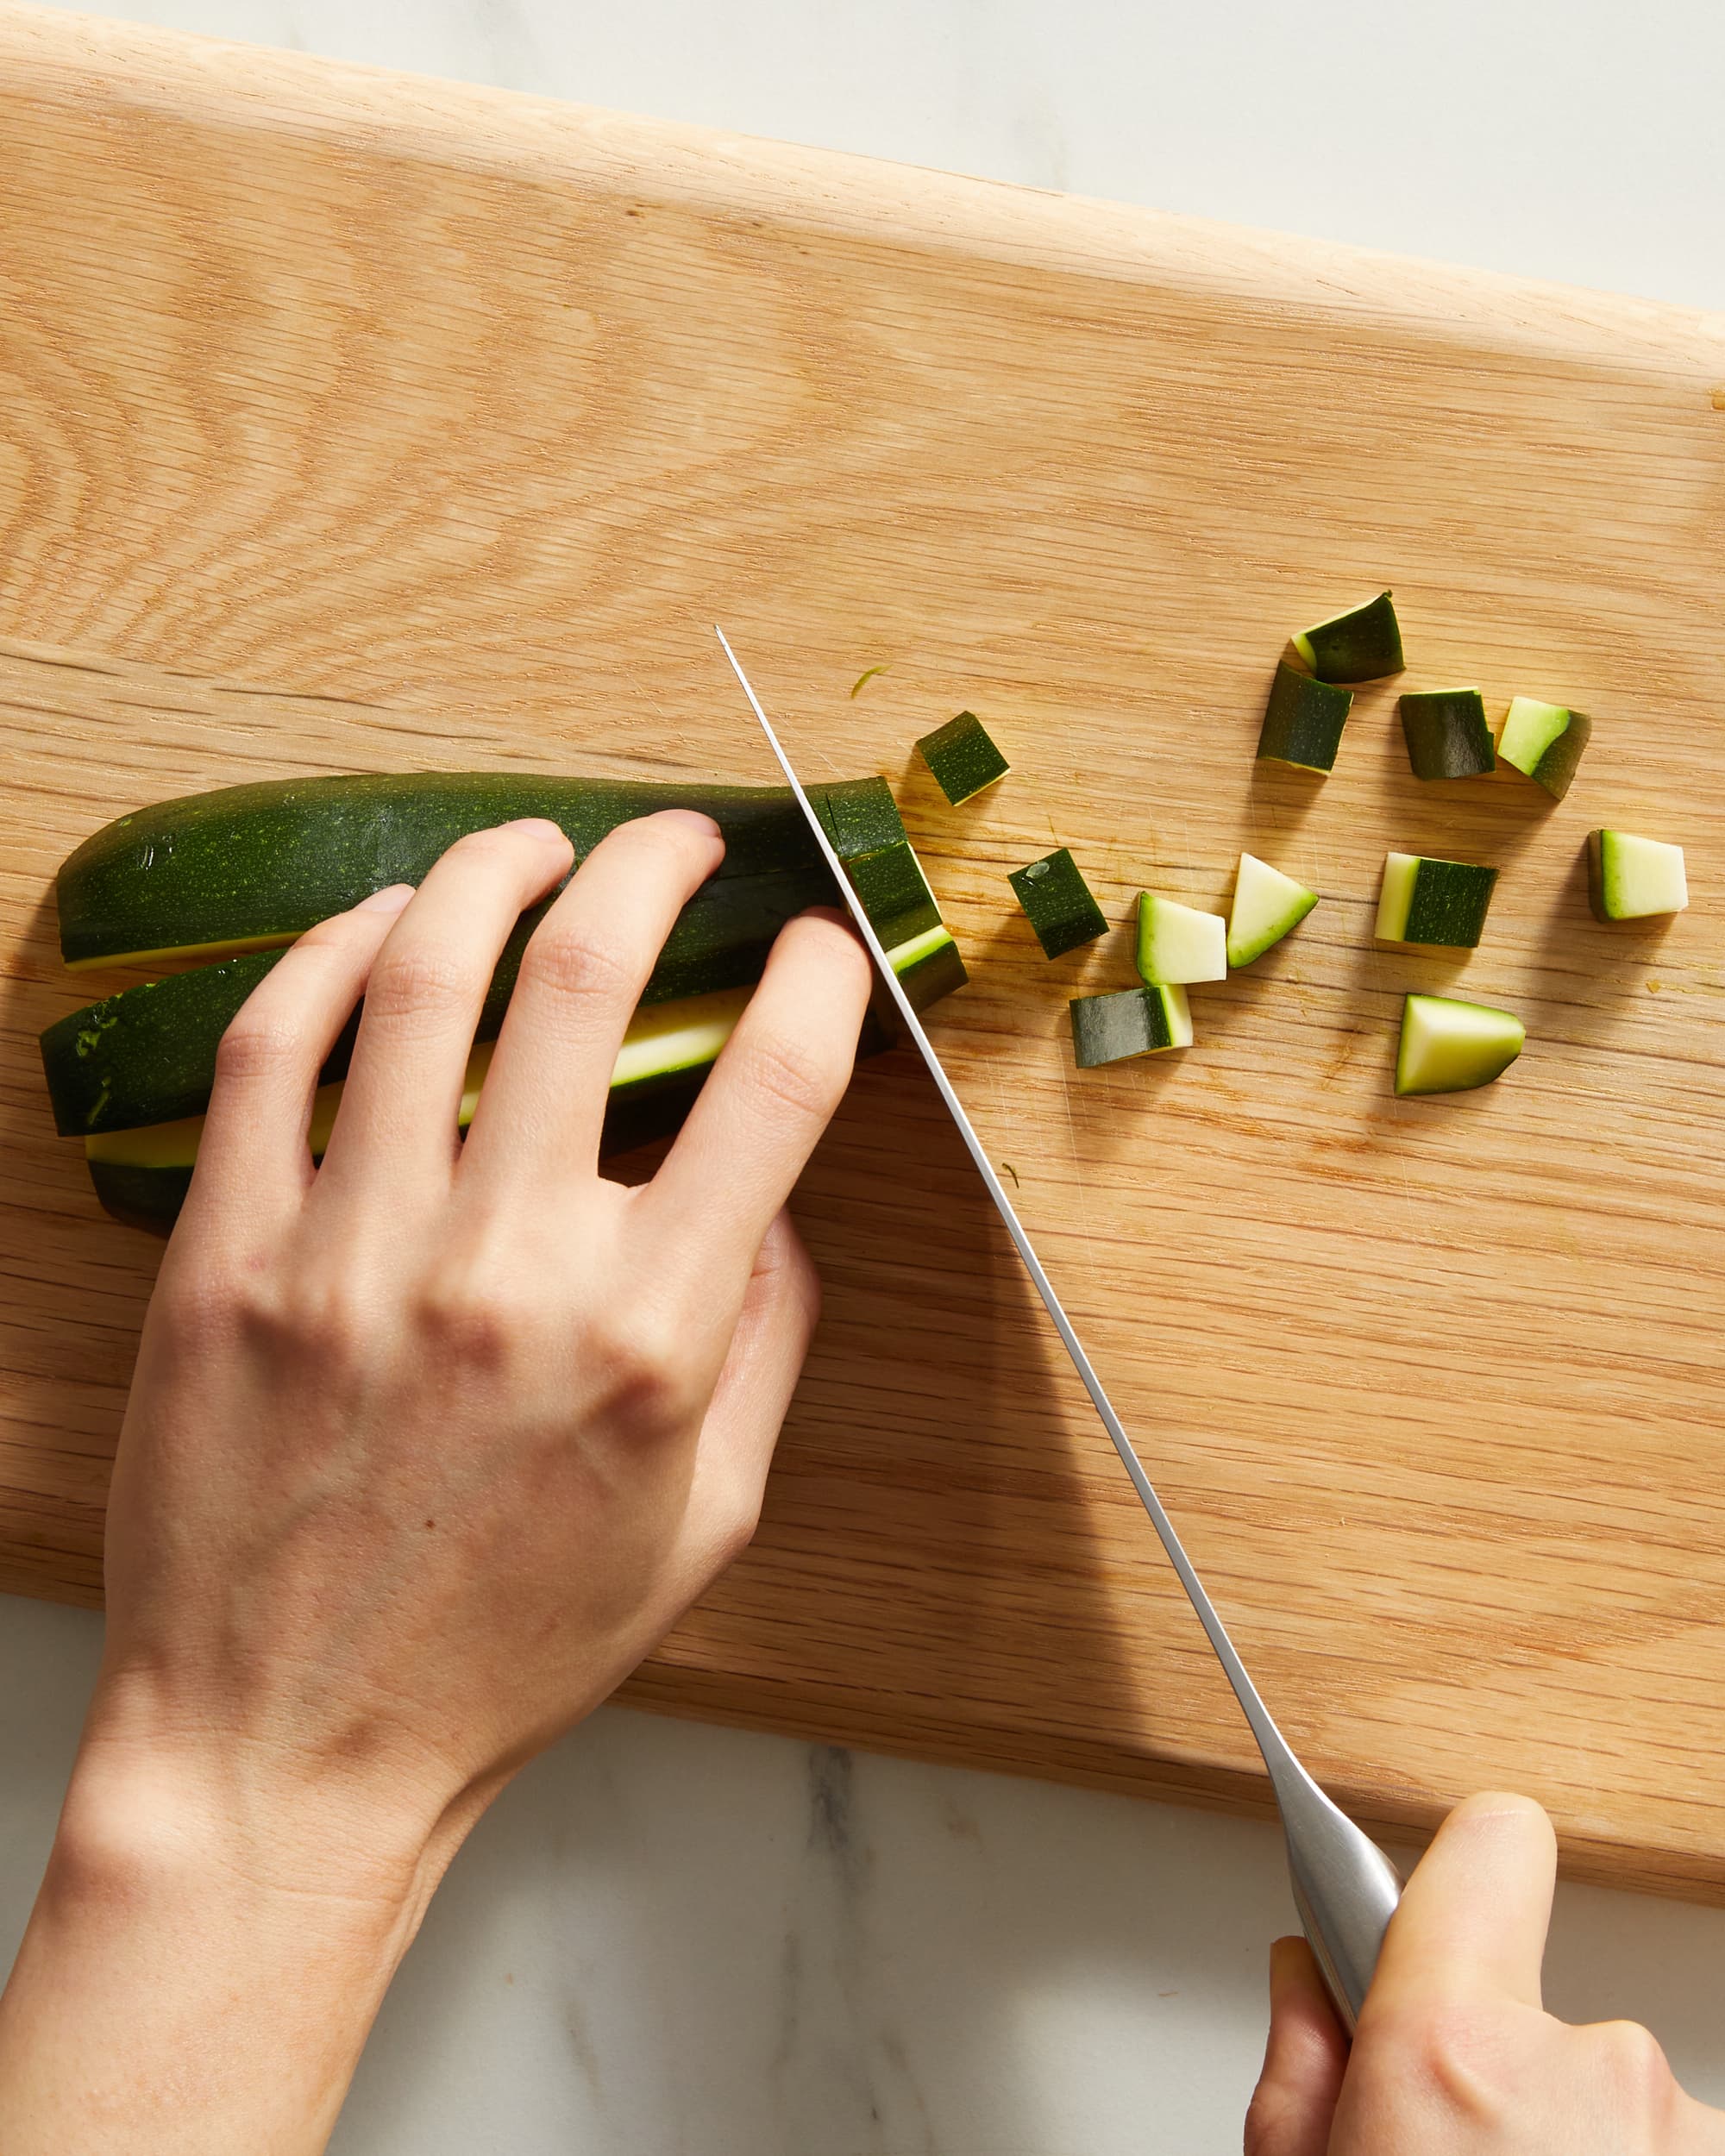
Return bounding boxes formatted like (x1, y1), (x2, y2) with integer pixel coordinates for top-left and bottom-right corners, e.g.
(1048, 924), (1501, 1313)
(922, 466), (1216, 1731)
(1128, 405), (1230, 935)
(8, 3), (1725, 2148)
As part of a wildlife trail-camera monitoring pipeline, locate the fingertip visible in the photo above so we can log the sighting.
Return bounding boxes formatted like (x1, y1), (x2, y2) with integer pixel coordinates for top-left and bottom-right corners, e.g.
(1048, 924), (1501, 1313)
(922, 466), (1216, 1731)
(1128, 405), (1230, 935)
(356, 881), (416, 915)
(651, 807), (724, 843)
(501, 817), (574, 849)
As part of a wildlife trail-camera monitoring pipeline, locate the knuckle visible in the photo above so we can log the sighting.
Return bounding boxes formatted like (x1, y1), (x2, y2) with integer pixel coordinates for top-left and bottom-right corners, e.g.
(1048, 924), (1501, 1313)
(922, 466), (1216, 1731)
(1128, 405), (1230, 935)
(711, 1484), (764, 1570)
(739, 1027), (840, 1125)
(1593, 2020), (1672, 2109)
(594, 1303), (698, 1438)
(519, 920), (635, 1007)
(362, 944), (474, 1031)
(214, 1008), (304, 1086)
(414, 1260), (528, 1373)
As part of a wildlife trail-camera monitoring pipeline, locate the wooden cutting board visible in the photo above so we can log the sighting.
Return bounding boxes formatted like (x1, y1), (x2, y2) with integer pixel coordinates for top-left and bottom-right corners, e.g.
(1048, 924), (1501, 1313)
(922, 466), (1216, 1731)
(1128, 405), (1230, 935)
(3, 4), (1722, 1898)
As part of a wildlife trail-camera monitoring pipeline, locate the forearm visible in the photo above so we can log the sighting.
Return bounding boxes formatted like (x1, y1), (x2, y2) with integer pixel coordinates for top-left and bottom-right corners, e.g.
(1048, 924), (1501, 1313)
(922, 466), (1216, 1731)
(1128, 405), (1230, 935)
(0, 1740), (444, 2154)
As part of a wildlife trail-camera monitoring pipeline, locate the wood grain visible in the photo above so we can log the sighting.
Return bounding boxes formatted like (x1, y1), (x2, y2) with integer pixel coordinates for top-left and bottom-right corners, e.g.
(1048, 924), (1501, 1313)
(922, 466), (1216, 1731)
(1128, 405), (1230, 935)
(3, 3), (1723, 1896)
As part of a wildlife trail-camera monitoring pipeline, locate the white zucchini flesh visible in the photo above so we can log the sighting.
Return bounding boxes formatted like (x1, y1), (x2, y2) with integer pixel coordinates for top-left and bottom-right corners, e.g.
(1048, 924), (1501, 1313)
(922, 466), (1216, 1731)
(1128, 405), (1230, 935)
(1590, 830), (1688, 919)
(1226, 854), (1318, 967)
(1135, 893), (1226, 984)
(1396, 994), (1525, 1097)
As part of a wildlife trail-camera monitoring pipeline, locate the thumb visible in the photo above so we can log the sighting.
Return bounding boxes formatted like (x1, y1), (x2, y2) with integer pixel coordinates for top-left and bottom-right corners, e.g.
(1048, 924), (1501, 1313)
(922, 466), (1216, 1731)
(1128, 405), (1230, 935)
(1244, 1937), (1348, 2156)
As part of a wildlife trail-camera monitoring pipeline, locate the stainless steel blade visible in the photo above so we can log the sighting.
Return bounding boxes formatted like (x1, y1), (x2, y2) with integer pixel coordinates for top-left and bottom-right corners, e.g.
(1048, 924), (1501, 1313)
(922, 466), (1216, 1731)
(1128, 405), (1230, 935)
(715, 625), (1401, 2030)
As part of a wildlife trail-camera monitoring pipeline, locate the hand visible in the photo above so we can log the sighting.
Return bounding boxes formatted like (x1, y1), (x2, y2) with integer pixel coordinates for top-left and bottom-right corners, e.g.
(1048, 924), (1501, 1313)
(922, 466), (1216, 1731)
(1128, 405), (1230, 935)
(0, 811), (873, 2151)
(1246, 1791), (1725, 2154)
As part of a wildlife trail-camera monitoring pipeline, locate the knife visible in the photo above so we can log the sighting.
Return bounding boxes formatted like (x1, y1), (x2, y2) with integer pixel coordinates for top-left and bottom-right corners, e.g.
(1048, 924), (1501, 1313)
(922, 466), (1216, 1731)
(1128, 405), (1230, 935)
(716, 625), (1402, 2033)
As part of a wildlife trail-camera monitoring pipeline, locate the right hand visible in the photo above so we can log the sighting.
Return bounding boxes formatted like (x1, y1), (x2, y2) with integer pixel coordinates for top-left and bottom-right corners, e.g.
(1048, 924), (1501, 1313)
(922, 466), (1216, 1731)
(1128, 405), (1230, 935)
(1246, 1792), (1725, 2155)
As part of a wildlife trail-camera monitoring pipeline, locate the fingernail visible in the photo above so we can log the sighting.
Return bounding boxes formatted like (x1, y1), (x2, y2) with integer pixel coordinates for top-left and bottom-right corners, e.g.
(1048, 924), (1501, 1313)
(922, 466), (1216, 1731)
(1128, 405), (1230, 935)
(503, 818), (571, 844)
(656, 809), (723, 839)
(358, 882), (415, 914)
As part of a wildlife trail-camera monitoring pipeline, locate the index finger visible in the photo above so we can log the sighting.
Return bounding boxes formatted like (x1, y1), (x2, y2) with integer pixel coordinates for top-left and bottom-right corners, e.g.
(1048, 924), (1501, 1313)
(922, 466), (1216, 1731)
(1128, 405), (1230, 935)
(1366, 1791), (1555, 2016)
(633, 908), (871, 1298)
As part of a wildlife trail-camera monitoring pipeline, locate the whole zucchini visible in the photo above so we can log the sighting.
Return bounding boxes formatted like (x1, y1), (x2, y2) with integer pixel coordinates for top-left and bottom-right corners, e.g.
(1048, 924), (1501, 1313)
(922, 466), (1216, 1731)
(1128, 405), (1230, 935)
(43, 770), (966, 1234)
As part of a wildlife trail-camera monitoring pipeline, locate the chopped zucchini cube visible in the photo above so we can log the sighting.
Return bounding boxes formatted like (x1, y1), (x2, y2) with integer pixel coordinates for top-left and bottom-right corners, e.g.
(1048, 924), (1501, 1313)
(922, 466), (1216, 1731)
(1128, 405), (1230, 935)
(1070, 984), (1191, 1067)
(915, 711), (1009, 805)
(1135, 892), (1226, 984)
(1586, 830), (1687, 921)
(1291, 590), (1404, 684)
(1396, 993), (1525, 1096)
(812, 774), (912, 861)
(1257, 663), (1352, 774)
(1227, 853), (1318, 968)
(1008, 849), (1108, 958)
(1497, 698), (1593, 800)
(841, 840), (942, 948)
(1375, 852), (1498, 949)
(1398, 688), (1494, 780)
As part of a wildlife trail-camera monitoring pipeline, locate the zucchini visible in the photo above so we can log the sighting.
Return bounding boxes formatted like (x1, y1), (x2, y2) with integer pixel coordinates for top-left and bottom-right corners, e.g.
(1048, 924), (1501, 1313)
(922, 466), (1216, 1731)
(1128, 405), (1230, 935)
(1374, 852), (1498, 949)
(1396, 993), (1525, 1097)
(1070, 984), (1191, 1067)
(1496, 698), (1592, 800)
(915, 711), (1009, 805)
(1257, 664), (1352, 774)
(1398, 688), (1495, 780)
(57, 771), (910, 970)
(1586, 830), (1688, 921)
(1135, 893), (1226, 985)
(1008, 849), (1107, 959)
(1291, 590), (1404, 684)
(1226, 853), (1318, 968)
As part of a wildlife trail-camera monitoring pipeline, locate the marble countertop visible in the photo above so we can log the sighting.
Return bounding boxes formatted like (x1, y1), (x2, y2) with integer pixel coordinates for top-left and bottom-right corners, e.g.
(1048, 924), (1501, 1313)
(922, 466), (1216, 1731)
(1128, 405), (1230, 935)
(6, 2), (1725, 2148)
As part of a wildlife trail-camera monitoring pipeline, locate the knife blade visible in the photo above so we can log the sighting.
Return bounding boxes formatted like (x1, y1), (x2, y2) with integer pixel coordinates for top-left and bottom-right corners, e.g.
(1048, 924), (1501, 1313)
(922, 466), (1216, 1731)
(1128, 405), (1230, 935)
(715, 624), (1401, 2031)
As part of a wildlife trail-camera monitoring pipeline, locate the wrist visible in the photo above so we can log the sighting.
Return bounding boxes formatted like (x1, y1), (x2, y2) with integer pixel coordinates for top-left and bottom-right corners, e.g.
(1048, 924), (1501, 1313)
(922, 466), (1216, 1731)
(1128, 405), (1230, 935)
(56, 1698), (459, 1949)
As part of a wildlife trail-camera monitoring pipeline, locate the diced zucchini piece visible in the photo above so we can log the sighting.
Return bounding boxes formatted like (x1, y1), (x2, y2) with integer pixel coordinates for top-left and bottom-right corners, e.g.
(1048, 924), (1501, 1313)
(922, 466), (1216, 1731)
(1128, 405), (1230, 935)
(888, 922), (970, 1008)
(1257, 663), (1352, 774)
(841, 840), (942, 948)
(1009, 849), (1108, 958)
(1586, 830), (1688, 921)
(1396, 993), (1525, 1097)
(1135, 892), (1226, 985)
(1226, 853), (1319, 968)
(1497, 698), (1593, 800)
(1291, 590), (1404, 684)
(1070, 984), (1191, 1068)
(1399, 688), (1494, 780)
(915, 710), (1010, 805)
(1375, 852), (1498, 948)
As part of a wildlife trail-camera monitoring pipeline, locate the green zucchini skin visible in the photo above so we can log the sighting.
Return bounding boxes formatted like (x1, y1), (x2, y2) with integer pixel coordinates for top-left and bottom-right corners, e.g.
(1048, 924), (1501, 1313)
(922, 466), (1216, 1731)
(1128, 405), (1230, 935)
(57, 772), (904, 968)
(1256, 664), (1352, 773)
(915, 711), (1009, 805)
(1008, 849), (1107, 959)
(1291, 591), (1404, 685)
(1398, 689), (1495, 780)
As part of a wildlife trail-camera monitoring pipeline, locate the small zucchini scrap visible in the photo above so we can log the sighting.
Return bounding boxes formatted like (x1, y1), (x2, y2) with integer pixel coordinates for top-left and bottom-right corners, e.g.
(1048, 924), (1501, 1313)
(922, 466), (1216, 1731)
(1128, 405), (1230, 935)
(1258, 663), (1352, 774)
(1587, 830), (1687, 921)
(1227, 853), (1318, 968)
(1135, 893), (1226, 984)
(1396, 993), (1525, 1097)
(1375, 852), (1498, 949)
(1070, 984), (1191, 1068)
(1498, 698), (1592, 799)
(916, 710), (1009, 805)
(1009, 848), (1107, 958)
(1291, 590), (1404, 684)
(1399, 688), (1494, 780)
